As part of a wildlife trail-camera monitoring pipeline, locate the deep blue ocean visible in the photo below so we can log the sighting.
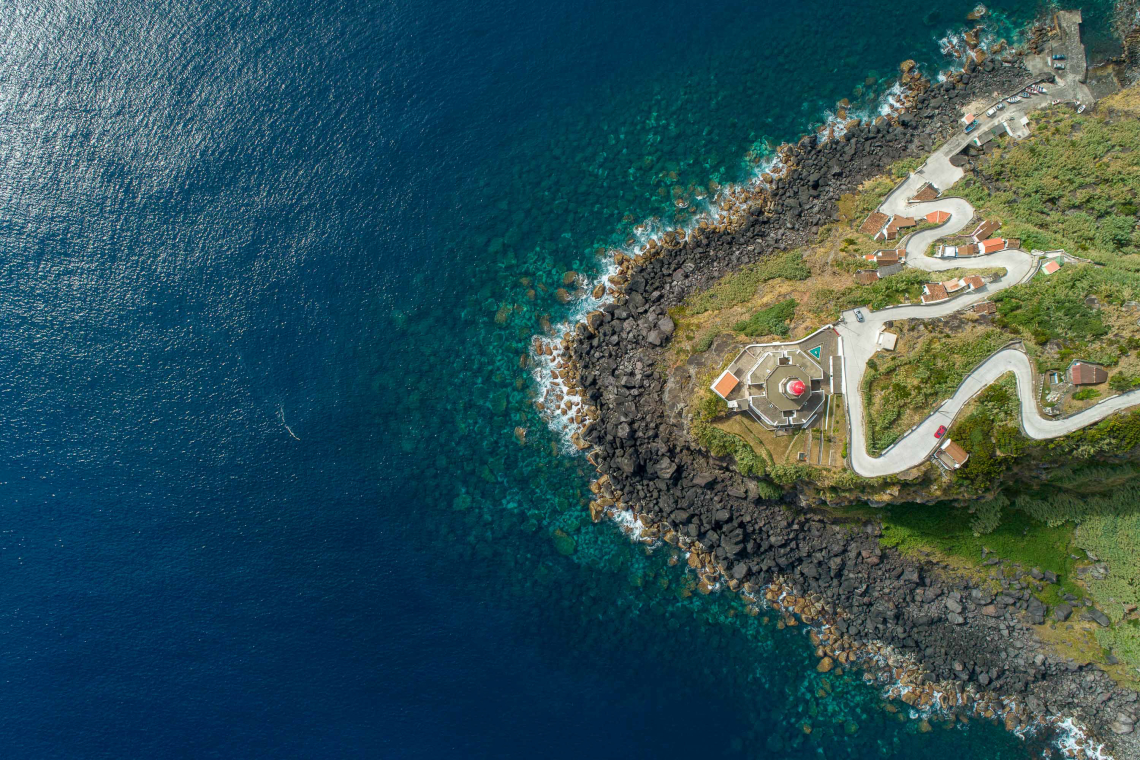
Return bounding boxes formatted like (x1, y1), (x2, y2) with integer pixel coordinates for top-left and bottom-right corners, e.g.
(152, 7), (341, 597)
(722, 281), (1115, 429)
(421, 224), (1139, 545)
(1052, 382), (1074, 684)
(0, 1), (1120, 758)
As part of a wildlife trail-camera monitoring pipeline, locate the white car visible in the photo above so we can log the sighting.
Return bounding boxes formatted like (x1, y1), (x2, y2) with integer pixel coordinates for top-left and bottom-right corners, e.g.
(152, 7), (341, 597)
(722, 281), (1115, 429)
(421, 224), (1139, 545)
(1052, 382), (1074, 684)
(986, 107), (997, 117)
(996, 102), (1007, 110)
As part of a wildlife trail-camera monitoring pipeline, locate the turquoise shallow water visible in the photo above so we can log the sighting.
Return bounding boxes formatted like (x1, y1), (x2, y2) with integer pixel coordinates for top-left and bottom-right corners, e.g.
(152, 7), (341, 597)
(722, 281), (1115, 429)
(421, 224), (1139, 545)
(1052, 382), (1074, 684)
(0, 0), (1121, 757)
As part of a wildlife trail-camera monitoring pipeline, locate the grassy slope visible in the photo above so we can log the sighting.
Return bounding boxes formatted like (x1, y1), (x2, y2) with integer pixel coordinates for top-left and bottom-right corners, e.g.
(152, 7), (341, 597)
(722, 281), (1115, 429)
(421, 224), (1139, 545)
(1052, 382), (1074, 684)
(677, 84), (1140, 678)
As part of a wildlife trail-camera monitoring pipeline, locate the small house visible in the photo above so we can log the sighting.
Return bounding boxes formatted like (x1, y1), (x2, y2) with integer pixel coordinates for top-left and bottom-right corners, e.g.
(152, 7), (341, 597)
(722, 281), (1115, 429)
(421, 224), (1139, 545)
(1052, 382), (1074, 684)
(935, 439), (970, 470)
(865, 248), (905, 265)
(979, 238), (1006, 255)
(911, 184), (940, 203)
(971, 219), (1001, 241)
(712, 370), (740, 399)
(877, 331), (898, 351)
(1041, 260), (1062, 275)
(859, 211), (890, 236)
(1068, 361), (1108, 386)
(925, 210), (951, 224)
(921, 282), (949, 304)
(855, 270), (880, 286)
(973, 301), (997, 315)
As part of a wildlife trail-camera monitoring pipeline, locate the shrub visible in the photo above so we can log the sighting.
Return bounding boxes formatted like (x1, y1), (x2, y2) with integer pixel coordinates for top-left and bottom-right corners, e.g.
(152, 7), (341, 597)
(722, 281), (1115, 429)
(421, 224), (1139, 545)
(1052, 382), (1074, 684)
(969, 494), (1008, 535)
(733, 299), (797, 337)
(693, 331), (716, 353)
(768, 462), (814, 486)
(1072, 388), (1101, 401)
(695, 391), (728, 422)
(691, 422), (766, 478)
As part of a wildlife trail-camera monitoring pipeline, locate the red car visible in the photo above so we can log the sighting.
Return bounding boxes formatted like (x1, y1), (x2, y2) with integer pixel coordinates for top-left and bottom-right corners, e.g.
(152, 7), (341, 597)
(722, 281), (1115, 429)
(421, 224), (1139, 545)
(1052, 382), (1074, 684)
(935, 425), (947, 439)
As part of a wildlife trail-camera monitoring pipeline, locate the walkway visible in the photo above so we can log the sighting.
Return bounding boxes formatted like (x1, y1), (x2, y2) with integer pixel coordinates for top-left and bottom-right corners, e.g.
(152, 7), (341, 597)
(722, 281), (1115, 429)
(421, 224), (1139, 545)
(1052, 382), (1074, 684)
(837, 89), (1140, 477)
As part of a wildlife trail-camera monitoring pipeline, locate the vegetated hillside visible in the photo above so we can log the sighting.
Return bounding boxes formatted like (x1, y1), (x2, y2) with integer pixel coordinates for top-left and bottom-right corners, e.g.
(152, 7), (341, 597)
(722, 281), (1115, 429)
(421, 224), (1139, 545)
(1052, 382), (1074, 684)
(886, 87), (1140, 680)
(675, 83), (1140, 680)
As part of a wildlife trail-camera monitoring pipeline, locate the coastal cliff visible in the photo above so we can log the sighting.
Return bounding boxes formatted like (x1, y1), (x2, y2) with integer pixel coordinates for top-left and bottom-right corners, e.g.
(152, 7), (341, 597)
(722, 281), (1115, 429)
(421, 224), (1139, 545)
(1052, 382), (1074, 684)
(551, 15), (1140, 758)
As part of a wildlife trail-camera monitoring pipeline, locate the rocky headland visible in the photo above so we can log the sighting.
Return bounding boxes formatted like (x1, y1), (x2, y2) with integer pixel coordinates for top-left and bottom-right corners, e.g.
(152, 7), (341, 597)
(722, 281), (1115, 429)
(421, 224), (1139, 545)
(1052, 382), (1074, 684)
(542, 16), (1140, 759)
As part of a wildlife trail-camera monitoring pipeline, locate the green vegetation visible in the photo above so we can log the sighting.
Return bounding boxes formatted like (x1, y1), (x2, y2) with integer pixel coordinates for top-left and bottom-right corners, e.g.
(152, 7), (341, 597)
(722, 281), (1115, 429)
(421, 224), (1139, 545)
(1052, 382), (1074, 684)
(956, 101), (1140, 263)
(691, 421), (767, 478)
(993, 271), (1108, 346)
(1110, 371), (1140, 391)
(693, 330), (717, 353)
(732, 298), (797, 337)
(686, 251), (810, 315)
(863, 330), (1010, 452)
(879, 500), (1080, 604)
(694, 390), (728, 422)
(1072, 387), (1101, 401)
(950, 374), (1026, 489)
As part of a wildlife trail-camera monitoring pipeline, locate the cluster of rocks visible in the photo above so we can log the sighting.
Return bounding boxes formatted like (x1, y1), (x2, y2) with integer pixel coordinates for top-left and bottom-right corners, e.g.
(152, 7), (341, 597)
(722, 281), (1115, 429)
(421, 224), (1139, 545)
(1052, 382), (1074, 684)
(559, 28), (1140, 758)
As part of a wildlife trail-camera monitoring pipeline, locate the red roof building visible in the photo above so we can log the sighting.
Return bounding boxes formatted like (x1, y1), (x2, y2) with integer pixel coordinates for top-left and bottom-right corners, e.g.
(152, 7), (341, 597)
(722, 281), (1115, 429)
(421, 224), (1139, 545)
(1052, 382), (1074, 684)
(859, 211), (889, 236)
(712, 370), (740, 398)
(971, 220), (1001, 241)
(921, 283), (949, 304)
(925, 210), (951, 224)
(1069, 362), (1108, 386)
(911, 184), (940, 203)
(980, 238), (1005, 255)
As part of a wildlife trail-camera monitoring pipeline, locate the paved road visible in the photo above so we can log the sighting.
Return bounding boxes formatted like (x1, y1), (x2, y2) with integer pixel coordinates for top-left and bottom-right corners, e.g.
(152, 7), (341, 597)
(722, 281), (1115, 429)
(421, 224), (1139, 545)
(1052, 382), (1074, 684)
(836, 82), (1140, 477)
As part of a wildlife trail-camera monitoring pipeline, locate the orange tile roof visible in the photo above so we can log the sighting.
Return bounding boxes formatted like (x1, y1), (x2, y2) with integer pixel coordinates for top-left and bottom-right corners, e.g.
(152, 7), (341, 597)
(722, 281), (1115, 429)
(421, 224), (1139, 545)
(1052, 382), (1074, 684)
(958, 243), (980, 257)
(893, 216), (917, 228)
(713, 371), (739, 398)
(964, 275), (985, 289)
(980, 238), (1005, 254)
(925, 210), (951, 224)
(1042, 260), (1061, 274)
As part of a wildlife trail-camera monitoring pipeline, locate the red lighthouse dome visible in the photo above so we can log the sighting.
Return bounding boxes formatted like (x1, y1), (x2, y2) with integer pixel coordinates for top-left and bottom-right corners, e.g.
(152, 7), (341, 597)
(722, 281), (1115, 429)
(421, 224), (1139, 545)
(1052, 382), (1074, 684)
(787, 379), (806, 397)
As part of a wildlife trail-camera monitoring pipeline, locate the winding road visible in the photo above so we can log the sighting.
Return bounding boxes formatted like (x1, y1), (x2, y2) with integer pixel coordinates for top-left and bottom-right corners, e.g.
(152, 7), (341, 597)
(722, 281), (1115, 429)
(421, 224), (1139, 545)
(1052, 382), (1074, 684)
(838, 108), (1140, 477)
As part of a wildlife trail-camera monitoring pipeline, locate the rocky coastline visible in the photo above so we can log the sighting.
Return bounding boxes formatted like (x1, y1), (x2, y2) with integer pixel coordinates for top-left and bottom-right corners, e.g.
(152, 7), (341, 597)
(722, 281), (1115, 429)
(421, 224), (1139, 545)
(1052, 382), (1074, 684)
(546, 18), (1140, 759)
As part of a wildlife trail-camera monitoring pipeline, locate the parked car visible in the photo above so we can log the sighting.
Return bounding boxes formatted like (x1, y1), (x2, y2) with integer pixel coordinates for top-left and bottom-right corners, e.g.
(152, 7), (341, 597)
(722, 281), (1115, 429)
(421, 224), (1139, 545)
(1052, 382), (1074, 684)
(996, 101), (1007, 110)
(935, 425), (947, 439)
(854, 310), (865, 323)
(1054, 63), (1066, 70)
(986, 106), (997, 117)
(1052, 54), (1066, 60)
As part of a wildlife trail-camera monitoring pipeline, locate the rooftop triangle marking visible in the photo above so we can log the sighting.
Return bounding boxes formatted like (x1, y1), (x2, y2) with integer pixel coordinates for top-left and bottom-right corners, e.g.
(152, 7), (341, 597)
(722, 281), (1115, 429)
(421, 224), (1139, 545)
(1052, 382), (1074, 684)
(809, 345), (822, 360)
